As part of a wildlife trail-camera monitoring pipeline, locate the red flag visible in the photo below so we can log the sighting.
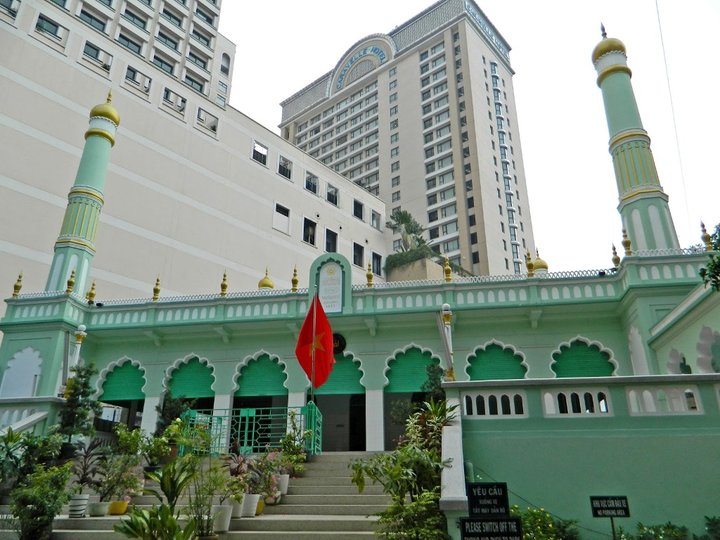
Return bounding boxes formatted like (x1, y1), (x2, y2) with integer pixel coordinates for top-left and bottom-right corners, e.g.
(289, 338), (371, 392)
(295, 295), (335, 388)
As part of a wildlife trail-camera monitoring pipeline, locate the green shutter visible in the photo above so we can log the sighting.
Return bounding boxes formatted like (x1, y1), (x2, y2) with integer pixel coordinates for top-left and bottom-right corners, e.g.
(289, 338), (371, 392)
(552, 341), (614, 377)
(169, 358), (215, 398)
(235, 354), (288, 397)
(315, 354), (364, 395)
(385, 348), (438, 393)
(100, 362), (145, 400)
(468, 344), (526, 380)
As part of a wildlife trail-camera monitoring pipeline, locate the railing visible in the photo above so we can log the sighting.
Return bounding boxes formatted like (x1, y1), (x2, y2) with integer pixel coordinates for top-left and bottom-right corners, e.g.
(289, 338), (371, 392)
(0, 397), (66, 434)
(180, 402), (322, 456)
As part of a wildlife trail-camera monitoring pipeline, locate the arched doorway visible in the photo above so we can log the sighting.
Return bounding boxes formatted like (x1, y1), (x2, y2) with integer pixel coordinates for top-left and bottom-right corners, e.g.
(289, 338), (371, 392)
(98, 361), (145, 429)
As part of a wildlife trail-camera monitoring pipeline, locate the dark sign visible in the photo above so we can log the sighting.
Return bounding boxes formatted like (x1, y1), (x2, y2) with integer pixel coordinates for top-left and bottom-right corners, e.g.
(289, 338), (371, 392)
(461, 518), (523, 540)
(590, 496), (630, 518)
(333, 333), (346, 354)
(467, 482), (509, 517)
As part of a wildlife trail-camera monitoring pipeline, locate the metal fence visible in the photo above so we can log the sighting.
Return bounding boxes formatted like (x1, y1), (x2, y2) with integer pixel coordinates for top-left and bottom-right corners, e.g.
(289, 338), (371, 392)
(180, 402), (322, 456)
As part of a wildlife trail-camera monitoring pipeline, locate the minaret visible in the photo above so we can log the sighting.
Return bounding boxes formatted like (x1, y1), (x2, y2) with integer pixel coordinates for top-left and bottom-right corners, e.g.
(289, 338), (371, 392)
(592, 27), (679, 251)
(45, 93), (120, 292)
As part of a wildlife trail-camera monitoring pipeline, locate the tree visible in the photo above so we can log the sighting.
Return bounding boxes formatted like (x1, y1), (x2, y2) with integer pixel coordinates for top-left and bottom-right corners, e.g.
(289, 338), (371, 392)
(388, 210), (425, 252)
(58, 362), (102, 443)
(699, 224), (720, 292)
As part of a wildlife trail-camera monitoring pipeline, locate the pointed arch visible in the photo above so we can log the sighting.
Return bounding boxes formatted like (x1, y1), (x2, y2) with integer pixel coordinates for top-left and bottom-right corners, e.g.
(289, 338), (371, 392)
(466, 340), (528, 380)
(163, 354), (216, 397)
(95, 356), (147, 399)
(234, 351), (288, 397)
(0, 347), (42, 398)
(551, 336), (617, 378)
(316, 351), (364, 395)
(383, 343), (441, 392)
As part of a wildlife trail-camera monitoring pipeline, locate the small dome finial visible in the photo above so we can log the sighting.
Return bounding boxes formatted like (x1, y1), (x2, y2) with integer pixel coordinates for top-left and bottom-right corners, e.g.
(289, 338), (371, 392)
(12, 272), (22, 298)
(220, 271), (228, 297)
(85, 281), (97, 304)
(107, 89), (113, 103)
(65, 270), (76, 294)
(152, 276), (161, 301)
(89, 91), (120, 126)
(701, 222), (713, 251)
(533, 250), (549, 273)
(600, 23), (607, 39)
(443, 256), (452, 283)
(612, 245), (621, 268)
(291, 266), (299, 292)
(258, 268), (274, 289)
(622, 229), (633, 256)
(366, 262), (374, 288)
(525, 252), (535, 277)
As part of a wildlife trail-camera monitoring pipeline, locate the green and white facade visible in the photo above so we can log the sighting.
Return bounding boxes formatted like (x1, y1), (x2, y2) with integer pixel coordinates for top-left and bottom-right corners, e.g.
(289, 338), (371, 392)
(1, 29), (719, 539)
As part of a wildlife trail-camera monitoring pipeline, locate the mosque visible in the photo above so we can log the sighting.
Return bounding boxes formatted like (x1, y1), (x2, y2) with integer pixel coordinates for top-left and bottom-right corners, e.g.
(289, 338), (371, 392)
(0, 28), (718, 538)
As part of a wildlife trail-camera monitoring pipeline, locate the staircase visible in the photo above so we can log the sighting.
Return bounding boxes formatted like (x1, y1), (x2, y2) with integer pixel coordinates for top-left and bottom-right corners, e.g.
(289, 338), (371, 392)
(0, 452), (389, 539)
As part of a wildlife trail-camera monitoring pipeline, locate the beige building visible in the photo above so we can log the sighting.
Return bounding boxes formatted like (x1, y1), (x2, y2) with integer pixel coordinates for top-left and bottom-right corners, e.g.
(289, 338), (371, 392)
(0, 0), (388, 317)
(280, 0), (536, 276)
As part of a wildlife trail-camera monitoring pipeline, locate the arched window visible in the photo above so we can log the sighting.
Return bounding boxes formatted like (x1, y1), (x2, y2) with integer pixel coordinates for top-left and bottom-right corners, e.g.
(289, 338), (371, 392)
(221, 53), (230, 75)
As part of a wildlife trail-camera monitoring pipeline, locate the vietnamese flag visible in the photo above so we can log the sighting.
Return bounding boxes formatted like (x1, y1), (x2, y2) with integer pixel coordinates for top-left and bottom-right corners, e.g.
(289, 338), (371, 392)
(295, 295), (335, 388)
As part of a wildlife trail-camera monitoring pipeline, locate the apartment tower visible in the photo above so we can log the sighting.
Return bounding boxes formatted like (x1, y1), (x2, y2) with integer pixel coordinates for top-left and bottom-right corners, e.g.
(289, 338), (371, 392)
(280, 0), (536, 275)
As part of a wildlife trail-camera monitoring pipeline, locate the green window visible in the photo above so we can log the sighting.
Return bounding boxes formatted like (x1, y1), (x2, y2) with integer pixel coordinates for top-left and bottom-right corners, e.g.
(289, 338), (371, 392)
(235, 355), (287, 397)
(552, 341), (614, 377)
(168, 358), (214, 398)
(315, 355), (363, 395)
(467, 344), (526, 380)
(99, 362), (145, 401)
(385, 348), (438, 393)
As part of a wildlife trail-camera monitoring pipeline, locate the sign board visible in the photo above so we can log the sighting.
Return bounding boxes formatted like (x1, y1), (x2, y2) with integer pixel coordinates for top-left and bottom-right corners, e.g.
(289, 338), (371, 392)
(318, 261), (342, 313)
(460, 518), (523, 540)
(467, 482), (509, 517)
(590, 496), (630, 518)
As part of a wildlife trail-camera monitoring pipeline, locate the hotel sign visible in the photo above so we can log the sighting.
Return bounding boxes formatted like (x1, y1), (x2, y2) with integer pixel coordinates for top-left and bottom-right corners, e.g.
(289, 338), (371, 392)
(336, 46), (387, 90)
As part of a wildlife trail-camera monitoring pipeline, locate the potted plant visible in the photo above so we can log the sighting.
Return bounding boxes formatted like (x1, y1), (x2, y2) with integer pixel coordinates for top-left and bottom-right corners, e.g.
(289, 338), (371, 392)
(10, 462), (73, 540)
(241, 456), (263, 517)
(114, 504), (195, 540)
(92, 427), (143, 515)
(222, 453), (249, 518)
(256, 450), (281, 505)
(141, 433), (171, 472)
(69, 438), (105, 518)
(58, 362), (102, 457)
(279, 409), (311, 477)
(187, 457), (228, 539)
(0, 427), (24, 502)
(1, 430), (62, 503)
(144, 456), (196, 515)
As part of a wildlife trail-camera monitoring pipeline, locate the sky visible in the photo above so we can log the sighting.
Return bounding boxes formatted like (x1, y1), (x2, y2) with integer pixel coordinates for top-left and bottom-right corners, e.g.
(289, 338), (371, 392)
(218, 1), (720, 272)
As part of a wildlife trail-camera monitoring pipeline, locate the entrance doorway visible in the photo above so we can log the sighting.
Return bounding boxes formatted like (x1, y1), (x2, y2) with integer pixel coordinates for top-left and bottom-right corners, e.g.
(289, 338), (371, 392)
(311, 393), (366, 451)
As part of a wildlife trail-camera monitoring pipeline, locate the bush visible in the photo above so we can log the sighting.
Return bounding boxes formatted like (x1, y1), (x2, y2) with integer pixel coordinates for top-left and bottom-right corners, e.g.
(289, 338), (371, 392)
(510, 505), (579, 540)
(11, 463), (72, 540)
(377, 488), (449, 540)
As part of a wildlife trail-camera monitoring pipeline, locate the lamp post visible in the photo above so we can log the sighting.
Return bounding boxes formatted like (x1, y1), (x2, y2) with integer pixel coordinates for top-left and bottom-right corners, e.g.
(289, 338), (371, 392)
(439, 303), (456, 381)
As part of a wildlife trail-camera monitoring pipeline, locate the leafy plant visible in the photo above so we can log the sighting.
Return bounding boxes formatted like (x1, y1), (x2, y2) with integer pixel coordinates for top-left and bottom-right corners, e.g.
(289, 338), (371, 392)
(58, 362), (102, 443)
(71, 438), (106, 494)
(699, 224), (720, 291)
(155, 395), (195, 437)
(10, 462), (72, 540)
(617, 522), (690, 540)
(387, 209), (426, 252)
(0, 428), (24, 493)
(187, 457), (229, 536)
(279, 409), (310, 475)
(114, 504), (195, 540)
(695, 516), (720, 540)
(144, 456), (197, 514)
(510, 505), (580, 540)
(376, 487), (449, 540)
(1, 430), (62, 495)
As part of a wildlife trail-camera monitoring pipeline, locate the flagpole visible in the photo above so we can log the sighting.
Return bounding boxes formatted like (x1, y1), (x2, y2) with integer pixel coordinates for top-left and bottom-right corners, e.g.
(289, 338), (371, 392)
(310, 295), (317, 403)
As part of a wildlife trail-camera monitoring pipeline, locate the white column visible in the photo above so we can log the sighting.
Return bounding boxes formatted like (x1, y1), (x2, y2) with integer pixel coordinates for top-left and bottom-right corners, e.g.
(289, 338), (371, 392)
(365, 388), (384, 451)
(141, 396), (161, 435)
(213, 393), (233, 453)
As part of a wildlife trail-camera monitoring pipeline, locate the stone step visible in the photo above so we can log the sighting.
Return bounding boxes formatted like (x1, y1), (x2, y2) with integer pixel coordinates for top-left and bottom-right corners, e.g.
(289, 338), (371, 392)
(233, 514), (378, 532)
(288, 484), (382, 495)
(281, 493), (388, 505)
(41, 531), (378, 539)
(310, 452), (381, 462)
(289, 475), (358, 486)
(263, 503), (385, 515)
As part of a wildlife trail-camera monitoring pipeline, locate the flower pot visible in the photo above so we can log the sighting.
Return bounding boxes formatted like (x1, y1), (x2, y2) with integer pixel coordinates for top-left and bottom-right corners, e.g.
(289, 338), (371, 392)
(68, 493), (90, 518)
(212, 504), (233, 533)
(255, 498), (265, 515)
(108, 500), (129, 515)
(278, 473), (290, 495)
(241, 493), (260, 517)
(88, 501), (109, 517)
(231, 496), (245, 518)
(264, 492), (281, 505)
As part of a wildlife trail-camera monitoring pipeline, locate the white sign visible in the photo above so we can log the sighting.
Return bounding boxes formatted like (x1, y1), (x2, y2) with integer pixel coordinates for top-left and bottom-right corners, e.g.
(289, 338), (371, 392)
(318, 262), (342, 313)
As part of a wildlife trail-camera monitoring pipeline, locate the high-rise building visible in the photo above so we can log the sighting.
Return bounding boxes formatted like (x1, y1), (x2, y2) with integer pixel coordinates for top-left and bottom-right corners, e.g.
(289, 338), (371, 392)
(280, 0), (536, 276)
(0, 0), (388, 318)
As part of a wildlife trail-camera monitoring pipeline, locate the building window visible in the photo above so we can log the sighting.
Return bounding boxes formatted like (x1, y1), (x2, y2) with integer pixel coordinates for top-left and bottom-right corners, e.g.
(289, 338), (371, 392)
(273, 203), (290, 234)
(36, 15), (61, 38)
(79, 9), (106, 32)
(391, 176), (400, 187)
(469, 215), (476, 226)
(117, 33), (142, 54)
(371, 210), (381, 230)
(326, 184), (338, 206)
(353, 243), (364, 267)
(161, 8), (183, 27)
(391, 161), (399, 172)
(252, 141), (268, 165)
(472, 252), (480, 264)
(353, 200), (364, 220)
(187, 51), (207, 69)
(305, 172), (318, 193)
(325, 229), (337, 252)
(389, 67), (396, 77)
(123, 9), (147, 30)
(372, 253), (382, 276)
(152, 55), (174, 74)
(390, 119), (398, 130)
(390, 147), (399, 158)
(391, 191), (400, 202)
(389, 80), (397, 90)
(184, 75), (204, 93)
(192, 29), (211, 47)
(303, 218), (317, 245)
(278, 157), (292, 179)
(83, 41), (101, 61)
(195, 8), (214, 26)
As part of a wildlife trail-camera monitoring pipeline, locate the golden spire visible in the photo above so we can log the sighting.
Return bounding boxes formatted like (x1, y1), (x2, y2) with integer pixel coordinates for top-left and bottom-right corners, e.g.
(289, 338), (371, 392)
(611, 245), (621, 268)
(701, 222), (713, 251)
(152, 276), (161, 301)
(533, 250), (548, 271)
(89, 90), (120, 126)
(366, 262), (374, 288)
(443, 256), (452, 283)
(220, 271), (228, 297)
(291, 266), (299, 292)
(525, 252), (535, 277)
(85, 281), (96, 304)
(65, 270), (76, 294)
(12, 273), (22, 298)
(621, 229), (632, 256)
